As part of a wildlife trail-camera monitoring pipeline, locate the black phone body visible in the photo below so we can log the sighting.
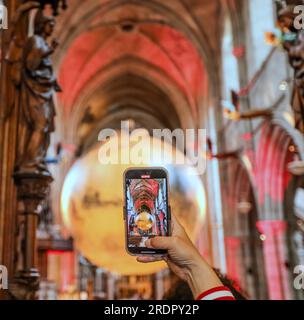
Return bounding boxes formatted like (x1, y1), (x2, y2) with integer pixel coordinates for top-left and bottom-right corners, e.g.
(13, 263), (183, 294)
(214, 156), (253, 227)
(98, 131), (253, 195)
(123, 167), (171, 256)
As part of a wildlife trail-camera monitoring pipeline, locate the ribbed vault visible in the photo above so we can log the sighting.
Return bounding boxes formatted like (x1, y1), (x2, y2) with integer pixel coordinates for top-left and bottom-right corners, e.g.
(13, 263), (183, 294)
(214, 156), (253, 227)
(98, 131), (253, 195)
(51, 0), (224, 151)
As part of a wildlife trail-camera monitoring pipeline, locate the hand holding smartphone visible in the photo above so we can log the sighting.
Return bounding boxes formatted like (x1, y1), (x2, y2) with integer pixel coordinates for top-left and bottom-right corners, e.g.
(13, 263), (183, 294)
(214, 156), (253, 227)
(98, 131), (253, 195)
(123, 167), (171, 256)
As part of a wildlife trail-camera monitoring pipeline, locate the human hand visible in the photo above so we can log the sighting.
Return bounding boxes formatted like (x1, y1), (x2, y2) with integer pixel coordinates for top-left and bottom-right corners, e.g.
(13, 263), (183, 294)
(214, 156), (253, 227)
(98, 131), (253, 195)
(137, 214), (222, 297)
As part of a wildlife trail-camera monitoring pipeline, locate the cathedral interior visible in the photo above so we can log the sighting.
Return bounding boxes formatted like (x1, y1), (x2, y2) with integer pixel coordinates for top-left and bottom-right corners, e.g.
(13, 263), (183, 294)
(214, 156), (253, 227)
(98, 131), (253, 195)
(0, 0), (304, 300)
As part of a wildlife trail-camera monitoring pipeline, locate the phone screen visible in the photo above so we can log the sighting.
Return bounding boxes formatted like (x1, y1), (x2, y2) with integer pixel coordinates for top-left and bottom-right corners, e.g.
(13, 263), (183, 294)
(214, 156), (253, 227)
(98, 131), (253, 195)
(124, 169), (169, 254)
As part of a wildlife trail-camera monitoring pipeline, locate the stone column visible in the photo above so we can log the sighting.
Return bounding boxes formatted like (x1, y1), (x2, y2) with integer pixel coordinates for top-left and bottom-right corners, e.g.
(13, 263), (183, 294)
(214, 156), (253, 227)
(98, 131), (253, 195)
(256, 220), (290, 300)
(106, 273), (115, 300)
(225, 236), (241, 285)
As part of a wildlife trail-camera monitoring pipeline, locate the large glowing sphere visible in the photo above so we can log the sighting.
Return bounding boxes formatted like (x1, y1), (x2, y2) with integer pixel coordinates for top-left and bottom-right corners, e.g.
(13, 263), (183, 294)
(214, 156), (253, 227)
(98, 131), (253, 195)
(61, 132), (206, 275)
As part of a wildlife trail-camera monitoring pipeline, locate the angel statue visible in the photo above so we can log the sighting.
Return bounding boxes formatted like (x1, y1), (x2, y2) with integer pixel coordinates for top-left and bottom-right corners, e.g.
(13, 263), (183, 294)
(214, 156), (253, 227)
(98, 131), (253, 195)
(277, 5), (304, 134)
(10, 8), (61, 175)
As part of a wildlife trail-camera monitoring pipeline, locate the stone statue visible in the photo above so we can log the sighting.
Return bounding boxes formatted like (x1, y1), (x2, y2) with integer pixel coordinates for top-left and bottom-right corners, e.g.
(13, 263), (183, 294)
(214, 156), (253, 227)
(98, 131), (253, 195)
(288, 30), (304, 133)
(16, 9), (61, 175)
(278, 6), (304, 133)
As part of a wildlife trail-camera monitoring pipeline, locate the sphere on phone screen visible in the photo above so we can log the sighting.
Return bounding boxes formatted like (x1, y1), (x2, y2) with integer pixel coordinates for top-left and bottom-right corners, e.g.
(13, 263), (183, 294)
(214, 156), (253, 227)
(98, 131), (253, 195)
(135, 211), (155, 231)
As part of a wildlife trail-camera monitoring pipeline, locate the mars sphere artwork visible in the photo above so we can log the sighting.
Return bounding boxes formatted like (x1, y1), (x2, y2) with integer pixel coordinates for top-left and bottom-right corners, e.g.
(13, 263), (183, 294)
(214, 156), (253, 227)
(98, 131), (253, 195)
(135, 211), (155, 232)
(61, 133), (206, 275)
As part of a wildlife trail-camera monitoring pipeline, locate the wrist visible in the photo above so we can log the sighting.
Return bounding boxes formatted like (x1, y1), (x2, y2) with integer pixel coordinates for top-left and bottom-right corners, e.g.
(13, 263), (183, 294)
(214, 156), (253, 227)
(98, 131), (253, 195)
(185, 256), (223, 298)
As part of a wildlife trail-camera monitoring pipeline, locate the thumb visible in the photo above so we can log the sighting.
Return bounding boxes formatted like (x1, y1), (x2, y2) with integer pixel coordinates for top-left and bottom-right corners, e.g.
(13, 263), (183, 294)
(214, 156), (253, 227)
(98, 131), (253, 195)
(146, 236), (176, 250)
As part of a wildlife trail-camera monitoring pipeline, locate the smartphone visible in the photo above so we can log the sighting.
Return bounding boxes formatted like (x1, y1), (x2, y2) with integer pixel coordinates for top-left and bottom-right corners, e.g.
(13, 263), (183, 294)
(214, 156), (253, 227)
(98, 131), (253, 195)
(123, 167), (171, 256)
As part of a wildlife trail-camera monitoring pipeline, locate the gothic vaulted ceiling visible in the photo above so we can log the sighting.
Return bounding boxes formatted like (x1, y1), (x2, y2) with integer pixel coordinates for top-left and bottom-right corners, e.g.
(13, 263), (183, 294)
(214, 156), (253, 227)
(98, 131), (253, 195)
(52, 0), (225, 151)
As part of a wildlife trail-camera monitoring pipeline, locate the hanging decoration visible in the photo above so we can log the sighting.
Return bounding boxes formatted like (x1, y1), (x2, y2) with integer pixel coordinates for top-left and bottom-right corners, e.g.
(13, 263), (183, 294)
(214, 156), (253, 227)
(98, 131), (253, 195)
(223, 91), (285, 121)
(206, 137), (242, 160)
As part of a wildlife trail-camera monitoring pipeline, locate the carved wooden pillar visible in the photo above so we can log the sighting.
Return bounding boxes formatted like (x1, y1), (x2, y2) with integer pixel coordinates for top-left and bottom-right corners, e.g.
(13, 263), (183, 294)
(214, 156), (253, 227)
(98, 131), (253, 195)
(0, 0), (67, 299)
(10, 172), (53, 299)
(0, 0), (27, 300)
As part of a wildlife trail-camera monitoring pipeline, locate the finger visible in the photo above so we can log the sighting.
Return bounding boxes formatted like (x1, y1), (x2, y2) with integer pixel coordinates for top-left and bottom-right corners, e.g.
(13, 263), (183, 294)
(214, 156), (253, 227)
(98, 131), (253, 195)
(146, 236), (177, 250)
(136, 256), (164, 263)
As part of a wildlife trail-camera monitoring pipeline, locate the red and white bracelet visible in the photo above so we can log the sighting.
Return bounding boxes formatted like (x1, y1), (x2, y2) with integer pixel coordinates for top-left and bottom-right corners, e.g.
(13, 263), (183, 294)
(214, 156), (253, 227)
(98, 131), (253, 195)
(196, 286), (235, 300)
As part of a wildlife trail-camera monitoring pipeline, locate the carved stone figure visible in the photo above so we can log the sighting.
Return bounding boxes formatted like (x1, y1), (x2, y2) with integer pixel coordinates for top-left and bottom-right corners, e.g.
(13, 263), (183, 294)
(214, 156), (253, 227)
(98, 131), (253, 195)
(278, 6), (304, 133)
(288, 30), (304, 133)
(15, 10), (61, 175)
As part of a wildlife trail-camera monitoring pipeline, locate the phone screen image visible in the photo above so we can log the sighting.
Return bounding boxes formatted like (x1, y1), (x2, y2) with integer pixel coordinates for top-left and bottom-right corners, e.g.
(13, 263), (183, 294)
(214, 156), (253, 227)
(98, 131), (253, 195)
(125, 177), (168, 251)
